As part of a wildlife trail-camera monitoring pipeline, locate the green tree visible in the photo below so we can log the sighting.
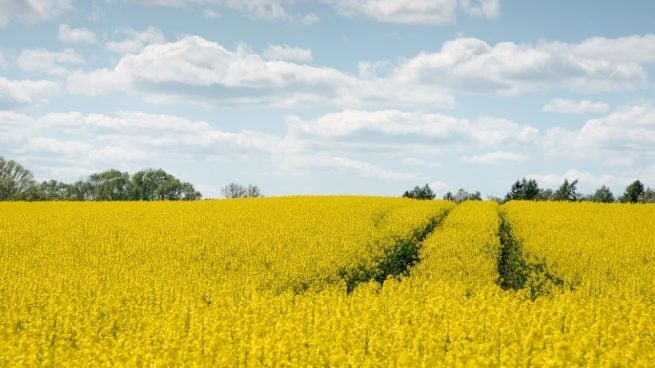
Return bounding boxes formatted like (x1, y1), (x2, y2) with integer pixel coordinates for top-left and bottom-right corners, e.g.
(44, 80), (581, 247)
(553, 179), (579, 201)
(88, 169), (131, 201)
(67, 180), (94, 201)
(222, 182), (263, 199)
(130, 169), (201, 200)
(39, 180), (76, 200)
(246, 185), (262, 198)
(622, 180), (644, 203)
(402, 184), (436, 200)
(154, 178), (200, 200)
(505, 178), (540, 201)
(453, 188), (481, 203)
(0, 156), (36, 200)
(591, 185), (615, 203)
(640, 188), (655, 203)
(536, 188), (553, 201)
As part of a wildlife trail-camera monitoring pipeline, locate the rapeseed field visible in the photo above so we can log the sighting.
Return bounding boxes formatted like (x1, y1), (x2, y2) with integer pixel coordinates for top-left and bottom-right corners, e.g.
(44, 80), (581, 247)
(0, 198), (652, 366)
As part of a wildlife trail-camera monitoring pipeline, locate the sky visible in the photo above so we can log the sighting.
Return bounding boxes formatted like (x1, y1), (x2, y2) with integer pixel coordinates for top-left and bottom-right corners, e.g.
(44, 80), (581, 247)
(1, 0), (654, 198)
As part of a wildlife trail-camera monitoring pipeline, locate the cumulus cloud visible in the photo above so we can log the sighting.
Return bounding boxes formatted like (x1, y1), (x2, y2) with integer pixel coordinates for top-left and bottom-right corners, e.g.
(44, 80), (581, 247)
(137, 0), (497, 25)
(263, 44), (313, 62)
(65, 33), (655, 108)
(23, 136), (93, 155)
(5, 105), (655, 192)
(68, 36), (453, 108)
(17, 48), (85, 76)
(526, 169), (652, 191)
(58, 24), (97, 44)
(402, 157), (440, 167)
(2, 108), (498, 185)
(330, 0), (499, 24)
(429, 180), (449, 192)
(543, 34), (655, 64)
(287, 109), (538, 147)
(0, 0), (72, 26)
(106, 27), (166, 54)
(67, 68), (132, 95)
(202, 9), (221, 18)
(331, 0), (459, 24)
(11, 110), (285, 155)
(390, 35), (655, 95)
(1, 109), (288, 180)
(88, 146), (149, 163)
(541, 98), (610, 114)
(543, 102), (655, 160)
(459, 0), (499, 19)
(461, 151), (528, 165)
(137, 0), (304, 22)
(298, 13), (320, 25)
(0, 50), (6, 69)
(0, 77), (60, 108)
(280, 154), (425, 181)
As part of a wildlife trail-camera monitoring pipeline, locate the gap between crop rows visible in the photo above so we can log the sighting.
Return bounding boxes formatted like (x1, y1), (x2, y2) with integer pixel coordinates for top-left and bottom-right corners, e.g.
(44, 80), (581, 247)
(339, 209), (451, 294)
(497, 215), (572, 300)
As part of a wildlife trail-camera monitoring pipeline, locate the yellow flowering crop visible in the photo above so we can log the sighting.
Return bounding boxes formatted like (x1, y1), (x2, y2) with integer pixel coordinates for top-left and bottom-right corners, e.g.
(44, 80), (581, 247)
(0, 198), (653, 367)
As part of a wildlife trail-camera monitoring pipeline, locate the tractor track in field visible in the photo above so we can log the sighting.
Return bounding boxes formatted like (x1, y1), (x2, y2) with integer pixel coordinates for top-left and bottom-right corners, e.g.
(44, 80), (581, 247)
(340, 207), (452, 294)
(497, 213), (568, 300)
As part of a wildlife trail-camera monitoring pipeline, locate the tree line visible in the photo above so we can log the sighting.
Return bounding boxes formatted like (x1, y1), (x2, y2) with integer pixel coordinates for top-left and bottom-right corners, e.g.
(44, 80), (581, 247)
(0, 156), (201, 201)
(403, 184), (482, 203)
(403, 178), (655, 204)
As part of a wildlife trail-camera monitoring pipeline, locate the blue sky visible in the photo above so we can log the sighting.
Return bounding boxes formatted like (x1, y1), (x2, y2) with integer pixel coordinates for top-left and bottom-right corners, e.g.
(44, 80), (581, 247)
(1, 0), (654, 198)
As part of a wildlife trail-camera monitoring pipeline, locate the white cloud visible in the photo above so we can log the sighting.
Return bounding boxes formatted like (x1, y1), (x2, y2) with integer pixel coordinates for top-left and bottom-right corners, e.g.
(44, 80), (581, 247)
(88, 146), (148, 162)
(263, 44), (313, 62)
(330, 0), (500, 24)
(0, 77), (59, 108)
(69, 36), (453, 108)
(1, 110), (287, 181)
(24, 137), (92, 155)
(298, 13), (320, 25)
(280, 154), (425, 181)
(137, 0), (292, 21)
(0, 50), (6, 69)
(67, 68), (132, 95)
(390, 35), (655, 95)
(37, 111), (284, 157)
(202, 9), (221, 18)
(604, 157), (634, 167)
(58, 24), (97, 44)
(0, 0), (72, 26)
(541, 98), (610, 114)
(135, 0), (194, 7)
(5, 105), (655, 194)
(17, 48), (85, 76)
(106, 27), (166, 54)
(543, 102), (655, 160)
(33, 110), (283, 154)
(67, 33), (655, 109)
(402, 157), (440, 167)
(137, 0), (495, 25)
(526, 169), (650, 191)
(0, 111), (35, 146)
(212, 0), (291, 21)
(287, 110), (537, 147)
(459, 0), (499, 19)
(461, 151), (528, 165)
(544, 34), (655, 64)
(429, 180), (449, 192)
(79, 33), (646, 107)
(331, 0), (459, 25)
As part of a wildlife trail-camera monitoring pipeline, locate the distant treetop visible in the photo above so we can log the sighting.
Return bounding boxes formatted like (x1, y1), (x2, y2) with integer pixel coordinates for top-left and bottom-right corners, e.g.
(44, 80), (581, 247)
(0, 155), (201, 201)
